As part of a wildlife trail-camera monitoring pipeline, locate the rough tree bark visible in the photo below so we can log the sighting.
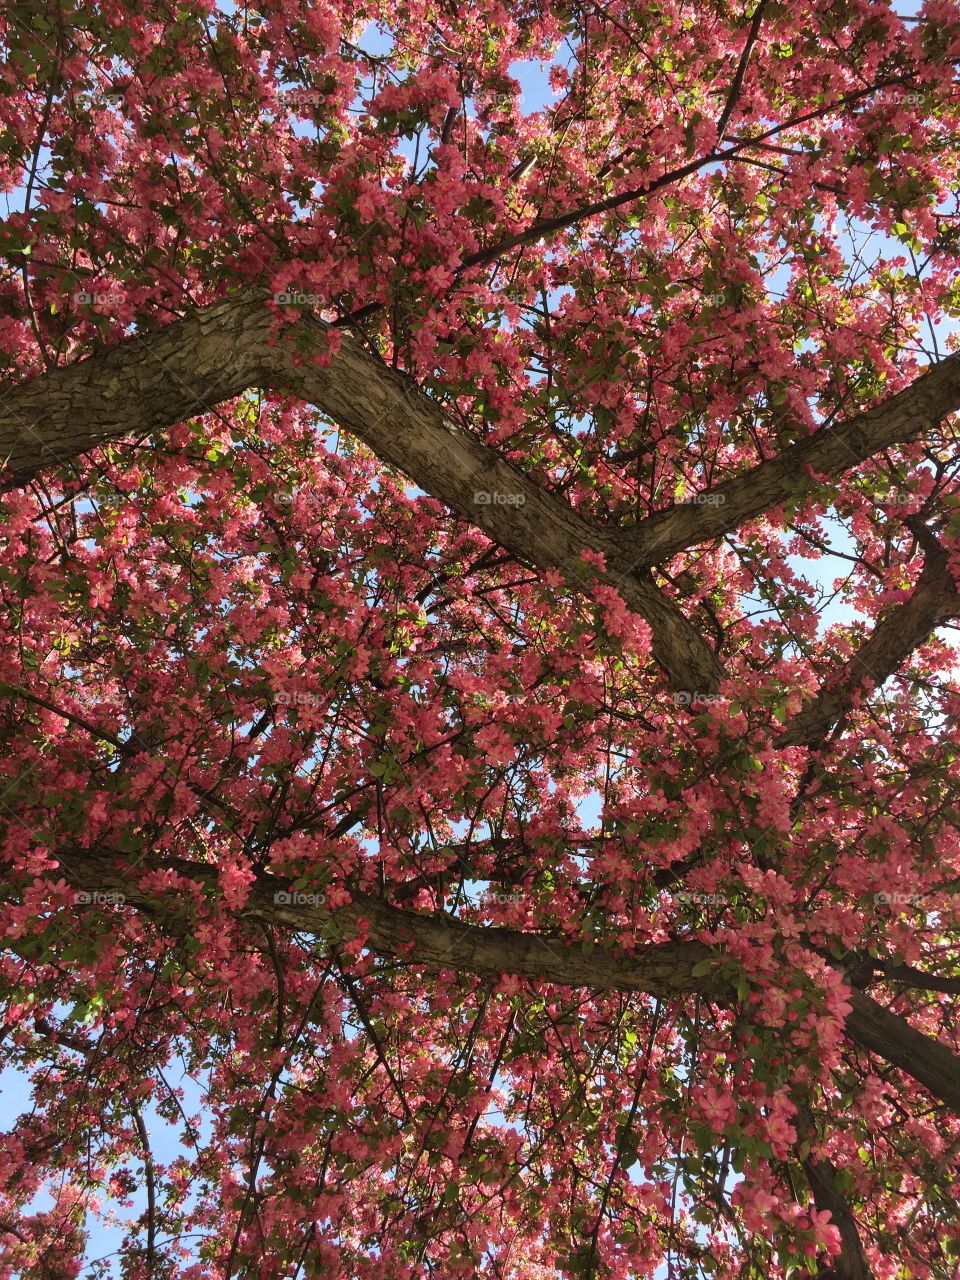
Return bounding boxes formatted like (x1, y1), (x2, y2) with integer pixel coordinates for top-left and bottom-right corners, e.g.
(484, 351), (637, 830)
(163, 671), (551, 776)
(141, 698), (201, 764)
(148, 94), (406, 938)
(4, 290), (960, 694)
(50, 847), (960, 1115)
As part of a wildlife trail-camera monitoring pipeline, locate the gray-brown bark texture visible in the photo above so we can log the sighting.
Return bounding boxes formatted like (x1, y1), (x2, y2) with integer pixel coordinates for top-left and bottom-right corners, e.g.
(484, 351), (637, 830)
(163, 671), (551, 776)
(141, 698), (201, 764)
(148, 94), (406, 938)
(4, 290), (960, 695)
(49, 848), (960, 1116)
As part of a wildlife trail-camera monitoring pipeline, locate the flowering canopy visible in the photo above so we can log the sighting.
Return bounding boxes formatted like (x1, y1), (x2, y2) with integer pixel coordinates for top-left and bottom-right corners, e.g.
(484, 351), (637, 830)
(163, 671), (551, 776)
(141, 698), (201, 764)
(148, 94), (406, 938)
(2, 0), (960, 1276)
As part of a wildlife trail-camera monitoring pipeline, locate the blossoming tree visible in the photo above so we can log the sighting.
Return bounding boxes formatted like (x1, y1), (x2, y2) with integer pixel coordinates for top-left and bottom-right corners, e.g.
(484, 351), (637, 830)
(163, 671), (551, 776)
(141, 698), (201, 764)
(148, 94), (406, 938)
(2, 0), (960, 1276)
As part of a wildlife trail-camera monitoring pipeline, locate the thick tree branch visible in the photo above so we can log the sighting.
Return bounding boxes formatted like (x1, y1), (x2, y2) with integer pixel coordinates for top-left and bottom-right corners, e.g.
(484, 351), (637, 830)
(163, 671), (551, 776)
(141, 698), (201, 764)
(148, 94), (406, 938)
(619, 355), (960, 566)
(0, 288), (722, 692)
(844, 989), (960, 1113)
(868, 961), (960, 995)
(0, 289), (274, 478)
(268, 311), (723, 692)
(781, 535), (959, 748)
(792, 1102), (873, 1280)
(53, 847), (726, 999)
(44, 848), (960, 1114)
